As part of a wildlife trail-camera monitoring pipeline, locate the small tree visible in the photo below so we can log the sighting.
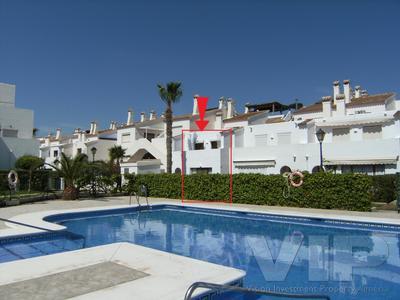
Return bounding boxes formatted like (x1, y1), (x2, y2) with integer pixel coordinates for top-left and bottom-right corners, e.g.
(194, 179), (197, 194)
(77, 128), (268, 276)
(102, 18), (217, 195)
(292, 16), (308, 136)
(108, 146), (126, 191)
(15, 155), (44, 192)
(48, 153), (88, 200)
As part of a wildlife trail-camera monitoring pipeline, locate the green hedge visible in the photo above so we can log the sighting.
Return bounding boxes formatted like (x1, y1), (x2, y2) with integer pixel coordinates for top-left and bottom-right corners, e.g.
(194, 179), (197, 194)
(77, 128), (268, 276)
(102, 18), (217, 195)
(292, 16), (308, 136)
(0, 170), (59, 192)
(124, 173), (372, 211)
(370, 174), (397, 203)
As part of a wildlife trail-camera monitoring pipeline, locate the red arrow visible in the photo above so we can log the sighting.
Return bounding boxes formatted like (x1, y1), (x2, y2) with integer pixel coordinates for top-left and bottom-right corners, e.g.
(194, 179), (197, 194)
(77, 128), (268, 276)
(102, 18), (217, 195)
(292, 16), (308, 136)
(195, 96), (209, 131)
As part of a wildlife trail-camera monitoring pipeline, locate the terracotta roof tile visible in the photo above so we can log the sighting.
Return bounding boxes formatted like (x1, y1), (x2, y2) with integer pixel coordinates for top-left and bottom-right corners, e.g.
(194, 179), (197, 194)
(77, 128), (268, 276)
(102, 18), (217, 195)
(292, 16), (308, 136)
(265, 117), (285, 124)
(293, 92), (395, 115)
(223, 111), (263, 123)
(293, 102), (322, 115)
(346, 93), (394, 108)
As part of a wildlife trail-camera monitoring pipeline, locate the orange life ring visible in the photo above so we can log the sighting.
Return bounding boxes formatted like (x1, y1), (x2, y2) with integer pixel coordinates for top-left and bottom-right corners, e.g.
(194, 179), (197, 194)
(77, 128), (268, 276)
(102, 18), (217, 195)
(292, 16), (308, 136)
(289, 171), (304, 187)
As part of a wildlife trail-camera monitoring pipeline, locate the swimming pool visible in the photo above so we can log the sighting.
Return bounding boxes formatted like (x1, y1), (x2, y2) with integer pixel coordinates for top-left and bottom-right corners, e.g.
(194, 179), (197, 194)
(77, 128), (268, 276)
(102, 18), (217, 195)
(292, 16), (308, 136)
(1, 204), (400, 299)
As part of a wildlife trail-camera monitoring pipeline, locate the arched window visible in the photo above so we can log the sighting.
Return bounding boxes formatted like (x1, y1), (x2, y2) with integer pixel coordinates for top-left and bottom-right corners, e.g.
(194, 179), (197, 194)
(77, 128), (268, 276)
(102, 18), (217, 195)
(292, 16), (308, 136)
(280, 166), (292, 175)
(142, 152), (156, 160)
(174, 168), (181, 174)
(312, 166), (322, 173)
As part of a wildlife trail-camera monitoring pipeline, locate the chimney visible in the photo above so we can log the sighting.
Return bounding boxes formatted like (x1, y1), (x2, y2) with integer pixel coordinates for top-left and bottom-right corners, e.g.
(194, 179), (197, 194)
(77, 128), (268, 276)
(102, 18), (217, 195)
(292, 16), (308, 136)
(354, 86), (361, 98)
(227, 98), (235, 119)
(55, 128), (61, 140)
(343, 79), (351, 103)
(192, 94), (199, 115)
(244, 102), (251, 114)
(336, 94), (346, 116)
(92, 121), (98, 134)
(140, 112), (146, 122)
(45, 134), (51, 145)
(149, 110), (157, 120)
(89, 122), (94, 134)
(127, 108), (134, 125)
(333, 80), (340, 103)
(110, 121), (117, 130)
(218, 97), (225, 110)
(321, 96), (332, 118)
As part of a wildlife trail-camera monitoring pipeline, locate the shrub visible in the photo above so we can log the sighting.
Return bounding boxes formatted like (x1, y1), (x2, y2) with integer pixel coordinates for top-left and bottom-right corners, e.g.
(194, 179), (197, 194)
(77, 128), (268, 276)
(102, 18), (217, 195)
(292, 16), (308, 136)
(0, 169), (59, 193)
(15, 155), (44, 170)
(124, 173), (372, 211)
(370, 175), (397, 203)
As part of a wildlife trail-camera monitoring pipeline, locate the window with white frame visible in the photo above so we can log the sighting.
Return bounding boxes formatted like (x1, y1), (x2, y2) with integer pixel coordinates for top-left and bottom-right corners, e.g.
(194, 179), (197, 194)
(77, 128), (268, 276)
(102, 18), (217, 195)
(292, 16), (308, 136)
(255, 134), (268, 146)
(173, 135), (182, 151)
(235, 131), (244, 148)
(2, 129), (18, 138)
(332, 128), (350, 142)
(121, 133), (131, 143)
(363, 125), (382, 140)
(277, 132), (291, 145)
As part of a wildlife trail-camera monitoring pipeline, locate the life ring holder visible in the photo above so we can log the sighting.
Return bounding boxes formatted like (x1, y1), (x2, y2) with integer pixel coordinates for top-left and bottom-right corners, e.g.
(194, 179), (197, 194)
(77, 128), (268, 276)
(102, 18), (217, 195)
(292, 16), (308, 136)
(289, 171), (304, 188)
(8, 170), (19, 190)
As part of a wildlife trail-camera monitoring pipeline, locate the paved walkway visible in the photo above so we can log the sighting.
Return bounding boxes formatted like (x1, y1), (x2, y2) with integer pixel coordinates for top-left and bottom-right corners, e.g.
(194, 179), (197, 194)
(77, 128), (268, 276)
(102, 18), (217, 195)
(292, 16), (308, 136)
(0, 196), (399, 230)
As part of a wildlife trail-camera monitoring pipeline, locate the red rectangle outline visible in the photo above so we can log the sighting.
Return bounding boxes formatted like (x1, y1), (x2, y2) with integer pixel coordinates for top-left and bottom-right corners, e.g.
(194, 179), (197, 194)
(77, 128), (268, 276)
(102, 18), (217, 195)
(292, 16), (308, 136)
(181, 128), (233, 204)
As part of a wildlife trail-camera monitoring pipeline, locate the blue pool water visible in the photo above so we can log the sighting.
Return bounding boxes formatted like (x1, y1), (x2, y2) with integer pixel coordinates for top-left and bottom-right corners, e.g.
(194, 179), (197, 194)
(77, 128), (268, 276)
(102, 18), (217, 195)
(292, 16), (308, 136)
(1, 205), (400, 300)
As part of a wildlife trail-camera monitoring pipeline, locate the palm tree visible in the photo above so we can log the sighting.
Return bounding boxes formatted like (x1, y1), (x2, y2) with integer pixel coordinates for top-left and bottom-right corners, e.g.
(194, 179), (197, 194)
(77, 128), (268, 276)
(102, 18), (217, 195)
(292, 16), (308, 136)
(108, 145), (126, 167)
(157, 82), (183, 173)
(48, 153), (88, 200)
(108, 145), (126, 192)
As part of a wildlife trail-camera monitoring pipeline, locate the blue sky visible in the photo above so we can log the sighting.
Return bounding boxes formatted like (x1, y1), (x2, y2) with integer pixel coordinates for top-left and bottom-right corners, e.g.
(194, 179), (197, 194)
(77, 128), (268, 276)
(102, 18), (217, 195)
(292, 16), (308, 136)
(0, 0), (399, 135)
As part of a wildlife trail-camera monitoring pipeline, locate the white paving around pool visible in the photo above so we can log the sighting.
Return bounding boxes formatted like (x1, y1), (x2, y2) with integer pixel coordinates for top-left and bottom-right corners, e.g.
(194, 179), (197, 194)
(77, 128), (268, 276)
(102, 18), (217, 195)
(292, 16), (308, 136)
(1, 199), (400, 299)
(0, 242), (245, 300)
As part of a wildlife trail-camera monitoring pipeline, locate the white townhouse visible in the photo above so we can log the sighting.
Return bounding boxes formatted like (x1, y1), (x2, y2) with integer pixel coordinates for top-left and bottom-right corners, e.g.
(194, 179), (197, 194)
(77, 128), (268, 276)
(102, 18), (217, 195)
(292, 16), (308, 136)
(118, 100), (236, 175)
(0, 83), (39, 169)
(233, 80), (400, 175)
(39, 121), (117, 166)
(118, 79), (400, 176)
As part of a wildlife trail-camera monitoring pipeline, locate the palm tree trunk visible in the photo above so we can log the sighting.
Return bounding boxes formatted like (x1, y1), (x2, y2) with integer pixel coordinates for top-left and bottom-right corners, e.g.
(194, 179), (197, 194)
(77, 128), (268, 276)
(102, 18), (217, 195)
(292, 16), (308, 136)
(63, 185), (78, 200)
(166, 104), (173, 174)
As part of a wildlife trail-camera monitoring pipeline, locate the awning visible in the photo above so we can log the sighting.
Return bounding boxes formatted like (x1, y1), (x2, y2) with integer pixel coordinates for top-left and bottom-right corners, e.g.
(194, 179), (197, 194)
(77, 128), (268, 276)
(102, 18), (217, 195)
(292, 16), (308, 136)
(234, 160), (276, 167)
(325, 157), (398, 165)
(316, 116), (393, 127)
(121, 159), (161, 167)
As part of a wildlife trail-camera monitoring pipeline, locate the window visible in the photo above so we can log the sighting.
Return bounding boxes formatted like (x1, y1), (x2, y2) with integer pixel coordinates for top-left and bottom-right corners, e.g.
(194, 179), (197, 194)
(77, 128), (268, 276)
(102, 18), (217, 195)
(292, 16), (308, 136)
(255, 134), (268, 146)
(194, 142), (204, 150)
(53, 150), (59, 157)
(277, 132), (291, 145)
(124, 168), (129, 174)
(2, 129), (18, 138)
(280, 166), (292, 175)
(190, 167), (212, 174)
(342, 165), (384, 175)
(235, 131), (244, 148)
(332, 128), (350, 142)
(363, 125), (382, 140)
(122, 133), (131, 143)
(173, 135), (182, 151)
(312, 166), (322, 173)
(142, 152), (155, 160)
(77, 148), (82, 154)
(211, 141), (220, 149)
(145, 132), (155, 141)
